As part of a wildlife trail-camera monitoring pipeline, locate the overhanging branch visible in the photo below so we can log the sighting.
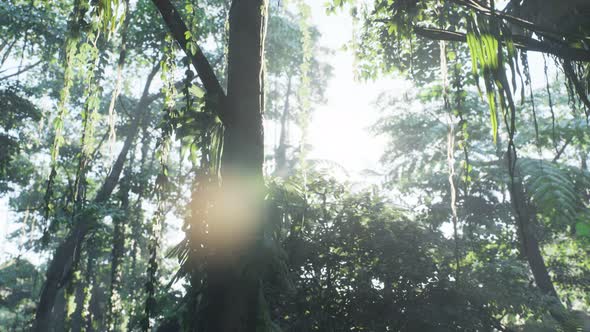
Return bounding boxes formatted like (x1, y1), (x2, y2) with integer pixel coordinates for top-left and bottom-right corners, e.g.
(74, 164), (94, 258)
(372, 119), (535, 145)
(413, 26), (590, 62)
(562, 60), (590, 112)
(449, 0), (584, 42)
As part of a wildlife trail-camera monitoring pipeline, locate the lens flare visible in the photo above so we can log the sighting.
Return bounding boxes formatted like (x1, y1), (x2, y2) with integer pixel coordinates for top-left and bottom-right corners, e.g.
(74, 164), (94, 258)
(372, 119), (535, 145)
(194, 175), (265, 260)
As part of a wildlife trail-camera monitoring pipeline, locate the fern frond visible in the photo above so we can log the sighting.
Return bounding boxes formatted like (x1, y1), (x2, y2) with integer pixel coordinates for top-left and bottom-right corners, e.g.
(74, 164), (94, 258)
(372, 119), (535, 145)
(517, 158), (585, 230)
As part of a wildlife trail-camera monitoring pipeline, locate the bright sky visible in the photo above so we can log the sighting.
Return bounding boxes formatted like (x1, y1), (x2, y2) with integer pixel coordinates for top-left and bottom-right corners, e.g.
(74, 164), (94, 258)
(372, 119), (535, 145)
(305, 2), (400, 180)
(303, 1), (551, 181)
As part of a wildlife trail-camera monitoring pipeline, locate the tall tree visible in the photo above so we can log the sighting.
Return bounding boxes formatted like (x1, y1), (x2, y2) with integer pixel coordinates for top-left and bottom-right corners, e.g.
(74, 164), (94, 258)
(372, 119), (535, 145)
(33, 61), (161, 331)
(152, 0), (271, 329)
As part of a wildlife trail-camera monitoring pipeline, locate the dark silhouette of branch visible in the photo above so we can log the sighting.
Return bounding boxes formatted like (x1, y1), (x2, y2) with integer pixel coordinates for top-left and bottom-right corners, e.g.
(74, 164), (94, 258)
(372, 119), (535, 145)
(562, 60), (590, 111)
(0, 60), (42, 80)
(553, 135), (574, 163)
(151, 0), (227, 122)
(413, 26), (590, 62)
(449, 0), (585, 41)
(94, 61), (160, 203)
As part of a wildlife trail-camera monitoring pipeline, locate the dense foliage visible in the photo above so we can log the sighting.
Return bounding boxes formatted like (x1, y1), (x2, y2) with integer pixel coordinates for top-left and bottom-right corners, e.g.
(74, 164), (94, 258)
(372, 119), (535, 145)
(0, 0), (589, 331)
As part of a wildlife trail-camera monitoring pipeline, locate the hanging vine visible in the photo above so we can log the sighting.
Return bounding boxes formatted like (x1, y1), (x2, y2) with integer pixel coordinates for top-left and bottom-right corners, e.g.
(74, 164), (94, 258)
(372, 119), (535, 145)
(520, 50), (540, 148)
(142, 146), (168, 332)
(43, 0), (89, 234)
(171, 53), (224, 332)
(543, 54), (558, 153)
(60, 0), (113, 325)
(438, 0), (463, 283)
(44, 0), (126, 241)
(72, 9), (112, 217)
(142, 34), (177, 332)
(80, 240), (98, 332)
(49, 0), (88, 165)
(106, 0), (130, 162)
(106, 168), (131, 331)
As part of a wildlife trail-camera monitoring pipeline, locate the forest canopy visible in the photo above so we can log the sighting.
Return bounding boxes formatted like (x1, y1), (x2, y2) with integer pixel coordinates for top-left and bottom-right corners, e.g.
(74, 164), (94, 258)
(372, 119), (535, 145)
(0, 0), (589, 331)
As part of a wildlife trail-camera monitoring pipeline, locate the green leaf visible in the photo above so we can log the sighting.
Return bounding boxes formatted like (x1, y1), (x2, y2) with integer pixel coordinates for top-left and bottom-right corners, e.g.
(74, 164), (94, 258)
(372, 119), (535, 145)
(575, 221), (590, 237)
(189, 85), (205, 98)
(486, 92), (497, 143)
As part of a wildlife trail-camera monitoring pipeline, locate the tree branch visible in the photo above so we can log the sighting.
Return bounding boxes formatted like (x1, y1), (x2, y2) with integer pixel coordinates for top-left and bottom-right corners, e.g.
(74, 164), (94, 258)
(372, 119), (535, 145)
(553, 135), (574, 163)
(413, 26), (590, 62)
(449, 0), (584, 42)
(562, 60), (590, 111)
(151, 0), (227, 121)
(94, 61), (160, 203)
(0, 60), (42, 79)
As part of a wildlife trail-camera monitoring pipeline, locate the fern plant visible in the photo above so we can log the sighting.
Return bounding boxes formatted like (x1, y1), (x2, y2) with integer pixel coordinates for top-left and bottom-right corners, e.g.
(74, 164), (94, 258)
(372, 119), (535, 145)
(517, 158), (590, 238)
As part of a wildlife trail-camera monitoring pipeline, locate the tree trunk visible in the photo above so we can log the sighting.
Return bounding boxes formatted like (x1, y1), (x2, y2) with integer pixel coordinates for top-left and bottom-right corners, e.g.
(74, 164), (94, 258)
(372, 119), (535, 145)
(70, 269), (85, 332)
(33, 65), (159, 332)
(274, 75), (292, 177)
(35, 222), (91, 332)
(82, 247), (97, 332)
(152, 0), (269, 329)
(52, 288), (67, 332)
(106, 175), (129, 331)
(509, 180), (558, 297)
(505, 158), (573, 327)
(202, 1), (268, 331)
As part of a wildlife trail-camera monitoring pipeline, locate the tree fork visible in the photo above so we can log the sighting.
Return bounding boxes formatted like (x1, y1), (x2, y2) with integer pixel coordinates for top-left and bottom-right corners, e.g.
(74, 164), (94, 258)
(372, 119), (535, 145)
(151, 0), (227, 121)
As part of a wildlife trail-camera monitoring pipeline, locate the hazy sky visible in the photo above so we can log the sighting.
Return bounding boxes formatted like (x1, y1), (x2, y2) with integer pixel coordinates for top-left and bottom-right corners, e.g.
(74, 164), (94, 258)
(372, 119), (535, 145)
(305, 2), (400, 179)
(303, 1), (552, 180)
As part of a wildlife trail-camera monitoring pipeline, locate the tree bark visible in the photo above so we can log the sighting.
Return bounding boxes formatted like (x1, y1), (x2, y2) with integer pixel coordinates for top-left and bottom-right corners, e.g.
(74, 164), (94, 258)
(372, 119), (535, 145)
(202, 0), (268, 331)
(152, 0), (269, 329)
(33, 64), (160, 332)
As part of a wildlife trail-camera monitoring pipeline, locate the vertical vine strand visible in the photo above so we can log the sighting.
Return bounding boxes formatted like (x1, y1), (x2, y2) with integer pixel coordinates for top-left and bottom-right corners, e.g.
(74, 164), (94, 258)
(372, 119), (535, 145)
(43, 0), (89, 236)
(441, 37), (460, 282)
(143, 34), (176, 332)
(543, 54), (557, 153)
(107, 0), (130, 163)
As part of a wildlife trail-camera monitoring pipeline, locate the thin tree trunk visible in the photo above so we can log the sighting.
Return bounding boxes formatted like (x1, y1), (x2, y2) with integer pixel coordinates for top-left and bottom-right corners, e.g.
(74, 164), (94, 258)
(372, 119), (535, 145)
(504, 157), (573, 327)
(275, 74), (292, 177)
(508, 175), (558, 297)
(33, 64), (160, 332)
(70, 252), (88, 332)
(81, 247), (97, 332)
(498, 125), (564, 320)
(106, 176), (130, 331)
